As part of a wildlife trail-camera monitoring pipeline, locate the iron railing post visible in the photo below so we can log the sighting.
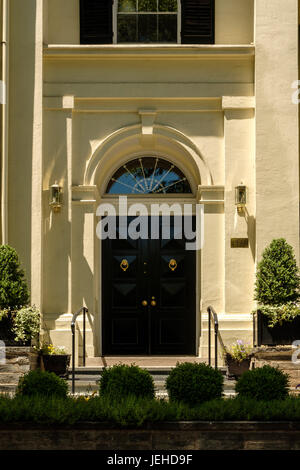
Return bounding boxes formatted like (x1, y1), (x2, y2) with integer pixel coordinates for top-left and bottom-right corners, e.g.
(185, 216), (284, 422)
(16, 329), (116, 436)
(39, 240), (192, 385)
(71, 306), (88, 394)
(83, 308), (87, 367)
(208, 307), (211, 366)
(207, 306), (225, 371)
(214, 320), (218, 370)
(71, 323), (75, 394)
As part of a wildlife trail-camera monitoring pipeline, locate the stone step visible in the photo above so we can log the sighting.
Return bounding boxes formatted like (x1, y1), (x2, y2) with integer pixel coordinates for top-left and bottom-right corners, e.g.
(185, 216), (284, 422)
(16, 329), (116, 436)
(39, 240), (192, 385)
(67, 375), (234, 387)
(72, 365), (228, 375)
(66, 369), (236, 395)
(85, 356), (208, 368)
(66, 383), (238, 397)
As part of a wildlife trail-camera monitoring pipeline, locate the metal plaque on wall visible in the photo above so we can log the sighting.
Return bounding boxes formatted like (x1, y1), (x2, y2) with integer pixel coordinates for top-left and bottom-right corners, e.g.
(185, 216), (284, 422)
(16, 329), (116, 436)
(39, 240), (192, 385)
(231, 238), (249, 248)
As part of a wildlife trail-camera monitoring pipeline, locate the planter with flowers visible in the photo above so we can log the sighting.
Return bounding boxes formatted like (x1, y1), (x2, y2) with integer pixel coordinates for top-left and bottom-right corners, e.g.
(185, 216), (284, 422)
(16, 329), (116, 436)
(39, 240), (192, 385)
(254, 239), (300, 346)
(40, 344), (70, 378)
(224, 340), (253, 379)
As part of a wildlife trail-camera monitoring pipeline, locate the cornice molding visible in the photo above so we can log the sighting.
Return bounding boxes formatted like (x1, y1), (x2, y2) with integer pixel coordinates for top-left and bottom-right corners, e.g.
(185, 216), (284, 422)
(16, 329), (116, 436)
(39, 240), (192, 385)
(44, 44), (255, 61)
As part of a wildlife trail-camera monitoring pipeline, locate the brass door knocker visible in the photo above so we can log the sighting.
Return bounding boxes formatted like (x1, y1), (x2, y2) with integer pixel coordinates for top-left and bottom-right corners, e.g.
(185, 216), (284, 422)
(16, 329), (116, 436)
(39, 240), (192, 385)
(169, 259), (177, 271)
(120, 259), (129, 272)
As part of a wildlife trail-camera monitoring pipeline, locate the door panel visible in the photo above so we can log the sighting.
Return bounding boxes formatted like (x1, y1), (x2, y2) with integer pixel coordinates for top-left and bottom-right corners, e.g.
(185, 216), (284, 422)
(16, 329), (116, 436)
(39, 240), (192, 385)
(102, 218), (148, 354)
(149, 216), (196, 354)
(102, 216), (196, 355)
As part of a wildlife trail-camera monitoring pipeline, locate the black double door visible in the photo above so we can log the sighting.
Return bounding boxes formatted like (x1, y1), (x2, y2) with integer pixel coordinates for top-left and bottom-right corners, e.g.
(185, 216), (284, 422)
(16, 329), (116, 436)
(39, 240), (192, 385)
(102, 217), (196, 355)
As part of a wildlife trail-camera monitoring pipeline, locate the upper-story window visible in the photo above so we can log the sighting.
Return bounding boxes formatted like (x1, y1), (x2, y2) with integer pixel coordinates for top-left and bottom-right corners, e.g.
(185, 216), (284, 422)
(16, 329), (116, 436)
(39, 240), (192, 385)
(80, 0), (215, 45)
(117, 0), (178, 44)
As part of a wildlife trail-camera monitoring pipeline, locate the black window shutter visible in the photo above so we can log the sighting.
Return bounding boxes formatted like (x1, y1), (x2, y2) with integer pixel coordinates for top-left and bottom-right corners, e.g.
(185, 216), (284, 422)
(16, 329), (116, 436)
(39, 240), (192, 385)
(80, 0), (113, 44)
(181, 0), (215, 44)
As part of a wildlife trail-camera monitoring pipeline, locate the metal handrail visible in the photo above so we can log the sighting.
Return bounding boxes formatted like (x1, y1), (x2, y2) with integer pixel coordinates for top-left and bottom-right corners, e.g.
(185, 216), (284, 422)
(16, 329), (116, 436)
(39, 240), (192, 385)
(207, 305), (226, 369)
(71, 306), (88, 394)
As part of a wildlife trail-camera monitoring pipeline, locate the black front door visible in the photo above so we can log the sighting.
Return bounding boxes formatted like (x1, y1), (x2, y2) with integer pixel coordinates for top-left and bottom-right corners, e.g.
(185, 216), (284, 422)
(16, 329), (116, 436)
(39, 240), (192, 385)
(102, 217), (196, 355)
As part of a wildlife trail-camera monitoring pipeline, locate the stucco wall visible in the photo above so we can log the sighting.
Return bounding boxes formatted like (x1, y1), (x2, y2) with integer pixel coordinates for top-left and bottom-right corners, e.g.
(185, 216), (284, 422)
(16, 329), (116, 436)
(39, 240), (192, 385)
(7, 0), (44, 320)
(255, 0), (299, 262)
(215, 0), (254, 45)
(42, 43), (255, 356)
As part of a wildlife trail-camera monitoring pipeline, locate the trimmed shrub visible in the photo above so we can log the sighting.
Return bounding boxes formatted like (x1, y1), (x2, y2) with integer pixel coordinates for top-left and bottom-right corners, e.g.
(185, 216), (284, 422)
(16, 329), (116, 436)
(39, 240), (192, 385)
(0, 245), (29, 310)
(99, 364), (155, 400)
(166, 362), (224, 406)
(16, 370), (68, 398)
(254, 238), (299, 306)
(235, 365), (289, 401)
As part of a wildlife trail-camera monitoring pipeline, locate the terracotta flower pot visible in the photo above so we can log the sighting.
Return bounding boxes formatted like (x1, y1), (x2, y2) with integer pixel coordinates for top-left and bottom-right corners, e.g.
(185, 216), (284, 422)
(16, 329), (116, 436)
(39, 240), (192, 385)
(225, 354), (251, 379)
(41, 354), (71, 378)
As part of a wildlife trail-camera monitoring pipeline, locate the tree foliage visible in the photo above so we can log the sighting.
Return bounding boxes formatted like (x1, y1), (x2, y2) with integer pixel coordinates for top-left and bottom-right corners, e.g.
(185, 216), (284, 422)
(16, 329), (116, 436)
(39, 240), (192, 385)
(0, 245), (29, 310)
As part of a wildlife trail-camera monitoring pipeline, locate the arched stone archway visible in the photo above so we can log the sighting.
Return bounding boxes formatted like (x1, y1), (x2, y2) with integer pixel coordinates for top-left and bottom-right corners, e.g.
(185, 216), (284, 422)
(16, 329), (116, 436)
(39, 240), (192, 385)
(84, 123), (213, 193)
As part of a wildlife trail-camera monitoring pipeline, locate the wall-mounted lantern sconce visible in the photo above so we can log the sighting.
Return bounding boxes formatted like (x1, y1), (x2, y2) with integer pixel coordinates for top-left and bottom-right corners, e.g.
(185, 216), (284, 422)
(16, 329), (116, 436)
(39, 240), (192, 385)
(49, 182), (62, 213)
(235, 183), (247, 213)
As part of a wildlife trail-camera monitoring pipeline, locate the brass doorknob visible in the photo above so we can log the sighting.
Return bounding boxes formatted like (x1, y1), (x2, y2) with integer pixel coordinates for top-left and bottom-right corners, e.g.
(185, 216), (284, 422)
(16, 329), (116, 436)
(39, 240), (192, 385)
(141, 300), (148, 307)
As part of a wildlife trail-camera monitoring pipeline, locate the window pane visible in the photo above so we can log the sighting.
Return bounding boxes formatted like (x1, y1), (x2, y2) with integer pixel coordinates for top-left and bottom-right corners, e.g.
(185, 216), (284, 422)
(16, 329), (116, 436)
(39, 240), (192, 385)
(158, 14), (177, 42)
(138, 0), (157, 12)
(106, 157), (192, 194)
(158, 0), (177, 12)
(118, 0), (137, 12)
(138, 14), (157, 42)
(118, 15), (137, 42)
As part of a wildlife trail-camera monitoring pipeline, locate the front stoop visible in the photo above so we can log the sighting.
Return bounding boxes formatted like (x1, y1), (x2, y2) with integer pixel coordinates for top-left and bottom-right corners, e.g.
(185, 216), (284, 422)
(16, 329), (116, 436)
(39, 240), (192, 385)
(66, 365), (236, 398)
(0, 352), (237, 397)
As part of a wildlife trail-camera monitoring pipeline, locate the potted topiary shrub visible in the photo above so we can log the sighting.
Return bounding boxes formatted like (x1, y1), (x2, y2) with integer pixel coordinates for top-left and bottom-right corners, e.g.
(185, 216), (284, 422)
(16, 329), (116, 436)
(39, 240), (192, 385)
(254, 238), (300, 345)
(40, 344), (71, 378)
(224, 340), (253, 379)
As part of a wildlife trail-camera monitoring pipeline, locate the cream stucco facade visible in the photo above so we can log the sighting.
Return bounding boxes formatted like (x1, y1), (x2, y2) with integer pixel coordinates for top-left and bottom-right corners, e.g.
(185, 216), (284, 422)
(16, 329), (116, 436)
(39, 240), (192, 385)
(0, 0), (299, 362)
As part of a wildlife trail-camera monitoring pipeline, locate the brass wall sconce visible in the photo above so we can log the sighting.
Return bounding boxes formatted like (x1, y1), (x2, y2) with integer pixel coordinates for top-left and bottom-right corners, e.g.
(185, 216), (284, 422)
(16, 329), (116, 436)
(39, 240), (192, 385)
(235, 183), (247, 214)
(49, 182), (62, 213)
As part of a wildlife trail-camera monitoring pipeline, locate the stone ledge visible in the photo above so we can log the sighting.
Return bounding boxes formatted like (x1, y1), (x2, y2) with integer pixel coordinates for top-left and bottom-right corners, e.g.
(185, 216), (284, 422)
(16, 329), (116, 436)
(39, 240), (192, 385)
(252, 346), (300, 388)
(0, 422), (299, 450)
(253, 346), (295, 361)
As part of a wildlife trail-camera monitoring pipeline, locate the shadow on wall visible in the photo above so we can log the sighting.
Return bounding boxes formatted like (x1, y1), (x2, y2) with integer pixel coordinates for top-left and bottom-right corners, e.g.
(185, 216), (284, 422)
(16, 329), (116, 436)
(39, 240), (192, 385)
(244, 208), (256, 263)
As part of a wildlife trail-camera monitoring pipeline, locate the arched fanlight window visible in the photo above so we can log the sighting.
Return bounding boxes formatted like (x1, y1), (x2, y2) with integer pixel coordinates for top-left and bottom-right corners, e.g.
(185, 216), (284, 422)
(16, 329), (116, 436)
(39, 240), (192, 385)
(106, 157), (192, 194)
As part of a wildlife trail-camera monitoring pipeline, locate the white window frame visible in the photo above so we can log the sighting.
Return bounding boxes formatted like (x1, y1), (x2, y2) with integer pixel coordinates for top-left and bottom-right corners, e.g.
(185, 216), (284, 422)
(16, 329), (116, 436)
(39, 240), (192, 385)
(113, 0), (181, 44)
